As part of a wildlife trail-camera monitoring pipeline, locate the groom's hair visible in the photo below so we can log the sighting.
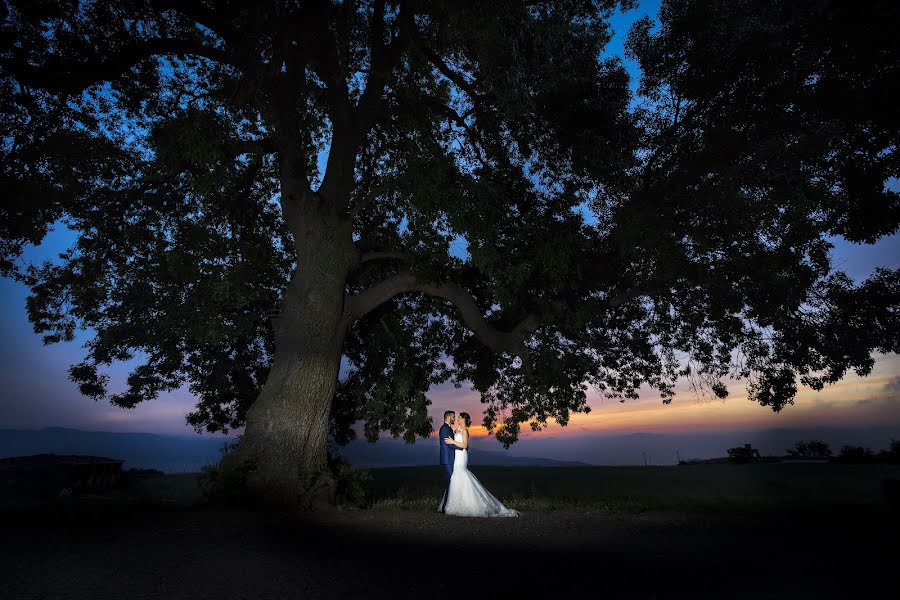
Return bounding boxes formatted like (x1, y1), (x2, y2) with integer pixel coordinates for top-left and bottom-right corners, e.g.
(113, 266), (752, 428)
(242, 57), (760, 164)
(443, 410), (455, 420)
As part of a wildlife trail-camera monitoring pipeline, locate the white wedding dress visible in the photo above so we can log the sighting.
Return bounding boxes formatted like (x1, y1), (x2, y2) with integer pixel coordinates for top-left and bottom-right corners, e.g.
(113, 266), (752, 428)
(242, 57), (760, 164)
(438, 429), (521, 517)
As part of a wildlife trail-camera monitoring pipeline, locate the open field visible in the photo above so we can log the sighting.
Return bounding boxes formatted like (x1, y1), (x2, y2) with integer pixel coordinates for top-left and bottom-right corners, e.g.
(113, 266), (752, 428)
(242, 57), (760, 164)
(105, 463), (900, 514)
(367, 463), (900, 513)
(1, 464), (898, 599)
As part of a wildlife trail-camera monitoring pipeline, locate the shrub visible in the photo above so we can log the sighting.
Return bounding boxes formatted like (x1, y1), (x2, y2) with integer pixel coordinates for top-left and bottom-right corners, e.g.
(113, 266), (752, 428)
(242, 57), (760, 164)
(196, 437), (379, 508)
(196, 436), (256, 506)
(335, 462), (373, 508)
(325, 445), (372, 508)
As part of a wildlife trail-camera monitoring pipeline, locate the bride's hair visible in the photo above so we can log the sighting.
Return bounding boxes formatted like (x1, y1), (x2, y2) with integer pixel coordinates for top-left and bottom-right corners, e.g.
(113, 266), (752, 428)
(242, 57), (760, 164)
(458, 412), (472, 428)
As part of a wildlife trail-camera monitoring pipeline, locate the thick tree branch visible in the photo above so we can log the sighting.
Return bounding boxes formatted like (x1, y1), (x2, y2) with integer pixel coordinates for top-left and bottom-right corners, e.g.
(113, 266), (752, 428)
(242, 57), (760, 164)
(3, 37), (244, 94)
(415, 43), (485, 104)
(348, 269), (539, 373)
(152, 0), (241, 44)
(355, 0), (411, 134)
(324, 1), (411, 206)
(359, 251), (411, 264)
(304, 0), (350, 117)
(305, 0), (355, 203)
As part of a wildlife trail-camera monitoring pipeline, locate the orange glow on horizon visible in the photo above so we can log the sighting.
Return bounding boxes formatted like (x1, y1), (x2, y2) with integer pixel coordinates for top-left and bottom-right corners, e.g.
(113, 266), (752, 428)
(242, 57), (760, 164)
(432, 424), (490, 437)
(428, 352), (900, 438)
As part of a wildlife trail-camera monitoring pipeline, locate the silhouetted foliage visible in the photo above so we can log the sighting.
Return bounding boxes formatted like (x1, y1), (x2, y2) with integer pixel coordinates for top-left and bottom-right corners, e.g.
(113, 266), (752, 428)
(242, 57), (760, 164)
(878, 439), (900, 465)
(324, 438), (374, 507)
(727, 444), (761, 464)
(834, 445), (877, 464)
(197, 437), (256, 506)
(786, 440), (832, 458)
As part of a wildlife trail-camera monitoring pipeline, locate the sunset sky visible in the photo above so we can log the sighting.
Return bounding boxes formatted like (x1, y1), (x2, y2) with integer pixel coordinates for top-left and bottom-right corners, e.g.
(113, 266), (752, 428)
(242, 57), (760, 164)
(1, 0), (898, 463)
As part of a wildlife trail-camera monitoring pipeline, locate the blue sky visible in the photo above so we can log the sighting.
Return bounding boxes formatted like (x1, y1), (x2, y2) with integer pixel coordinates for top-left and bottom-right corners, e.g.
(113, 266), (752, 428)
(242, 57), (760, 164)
(1, 0), (898, 462)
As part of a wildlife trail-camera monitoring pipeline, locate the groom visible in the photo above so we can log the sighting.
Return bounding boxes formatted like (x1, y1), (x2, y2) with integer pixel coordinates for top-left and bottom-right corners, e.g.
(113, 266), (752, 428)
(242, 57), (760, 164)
(438, 410), (458, 513)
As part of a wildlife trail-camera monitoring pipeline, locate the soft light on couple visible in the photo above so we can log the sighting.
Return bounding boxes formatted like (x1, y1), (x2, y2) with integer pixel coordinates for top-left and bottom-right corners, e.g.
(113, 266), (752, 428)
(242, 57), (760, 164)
(437, 410), (521, 518)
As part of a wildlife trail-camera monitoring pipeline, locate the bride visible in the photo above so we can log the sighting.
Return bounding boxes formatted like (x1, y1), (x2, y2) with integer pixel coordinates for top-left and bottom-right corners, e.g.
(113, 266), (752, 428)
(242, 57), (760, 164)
(438, 412), (521, 517)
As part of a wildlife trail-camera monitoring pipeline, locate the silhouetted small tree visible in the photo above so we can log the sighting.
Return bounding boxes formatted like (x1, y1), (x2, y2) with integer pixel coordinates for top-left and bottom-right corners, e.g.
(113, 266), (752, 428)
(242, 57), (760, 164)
(878, 439), (900, 465)
(727, 444), (760, 464)
(835, 445), (877, 464)
(786, 439), (832, 458)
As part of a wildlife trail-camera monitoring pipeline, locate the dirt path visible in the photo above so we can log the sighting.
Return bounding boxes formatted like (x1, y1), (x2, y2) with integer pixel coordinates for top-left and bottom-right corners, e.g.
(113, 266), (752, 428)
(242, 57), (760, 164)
(1, 501), (897, 599)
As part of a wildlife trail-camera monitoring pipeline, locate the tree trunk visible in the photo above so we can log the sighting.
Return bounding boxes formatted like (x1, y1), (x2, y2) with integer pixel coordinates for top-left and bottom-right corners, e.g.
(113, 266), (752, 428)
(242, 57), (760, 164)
(219, 185), (356, 511)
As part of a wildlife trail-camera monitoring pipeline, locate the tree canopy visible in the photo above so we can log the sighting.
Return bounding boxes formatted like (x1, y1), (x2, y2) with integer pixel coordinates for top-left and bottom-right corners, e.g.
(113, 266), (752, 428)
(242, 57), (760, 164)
(2, 0), (898, 454)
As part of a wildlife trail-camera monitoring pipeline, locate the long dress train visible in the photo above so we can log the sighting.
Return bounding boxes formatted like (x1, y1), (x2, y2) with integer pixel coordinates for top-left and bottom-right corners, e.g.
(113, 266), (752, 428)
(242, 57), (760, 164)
(437, 429), (521, 517)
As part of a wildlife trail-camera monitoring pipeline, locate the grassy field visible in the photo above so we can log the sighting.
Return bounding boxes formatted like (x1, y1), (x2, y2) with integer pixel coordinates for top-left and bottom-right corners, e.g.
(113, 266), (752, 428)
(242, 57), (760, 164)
(5, 463), (899, 599)
(131, 463), (900, 515)
(365, 463), (900, 513)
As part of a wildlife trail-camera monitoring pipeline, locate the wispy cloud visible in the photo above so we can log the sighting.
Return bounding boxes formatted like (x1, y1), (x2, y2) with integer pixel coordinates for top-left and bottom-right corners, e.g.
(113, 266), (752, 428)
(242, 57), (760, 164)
(884, 375), (900, 393)
(855, 375), (900, 407)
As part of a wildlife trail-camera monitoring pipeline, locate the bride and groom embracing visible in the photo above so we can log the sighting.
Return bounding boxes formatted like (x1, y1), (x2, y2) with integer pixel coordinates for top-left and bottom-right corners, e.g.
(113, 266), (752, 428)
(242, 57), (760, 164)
(437, 410), (521, 518)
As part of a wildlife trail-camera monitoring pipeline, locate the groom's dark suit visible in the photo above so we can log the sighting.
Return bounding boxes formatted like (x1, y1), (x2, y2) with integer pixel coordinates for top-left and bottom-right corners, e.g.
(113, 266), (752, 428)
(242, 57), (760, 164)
(438, 422), (458, 512)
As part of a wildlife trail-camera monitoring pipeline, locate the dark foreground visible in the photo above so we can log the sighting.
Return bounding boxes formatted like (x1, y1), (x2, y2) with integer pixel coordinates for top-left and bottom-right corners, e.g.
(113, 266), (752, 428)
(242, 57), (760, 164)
(1, 495), (897, 599)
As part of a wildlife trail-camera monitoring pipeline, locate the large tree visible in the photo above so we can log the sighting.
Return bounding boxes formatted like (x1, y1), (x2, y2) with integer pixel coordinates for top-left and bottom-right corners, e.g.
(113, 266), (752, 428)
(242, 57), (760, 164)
(2, 0), (898, 507)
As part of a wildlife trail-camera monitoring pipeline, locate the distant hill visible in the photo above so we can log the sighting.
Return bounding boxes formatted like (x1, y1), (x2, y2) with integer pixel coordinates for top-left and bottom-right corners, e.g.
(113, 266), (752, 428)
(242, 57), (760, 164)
(5, 424), (894, 470)
(0, 427), (233, 473)
(476, 426), (900, 465)
(333, 437), (589, 467)
(0, 427), (588, 472)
